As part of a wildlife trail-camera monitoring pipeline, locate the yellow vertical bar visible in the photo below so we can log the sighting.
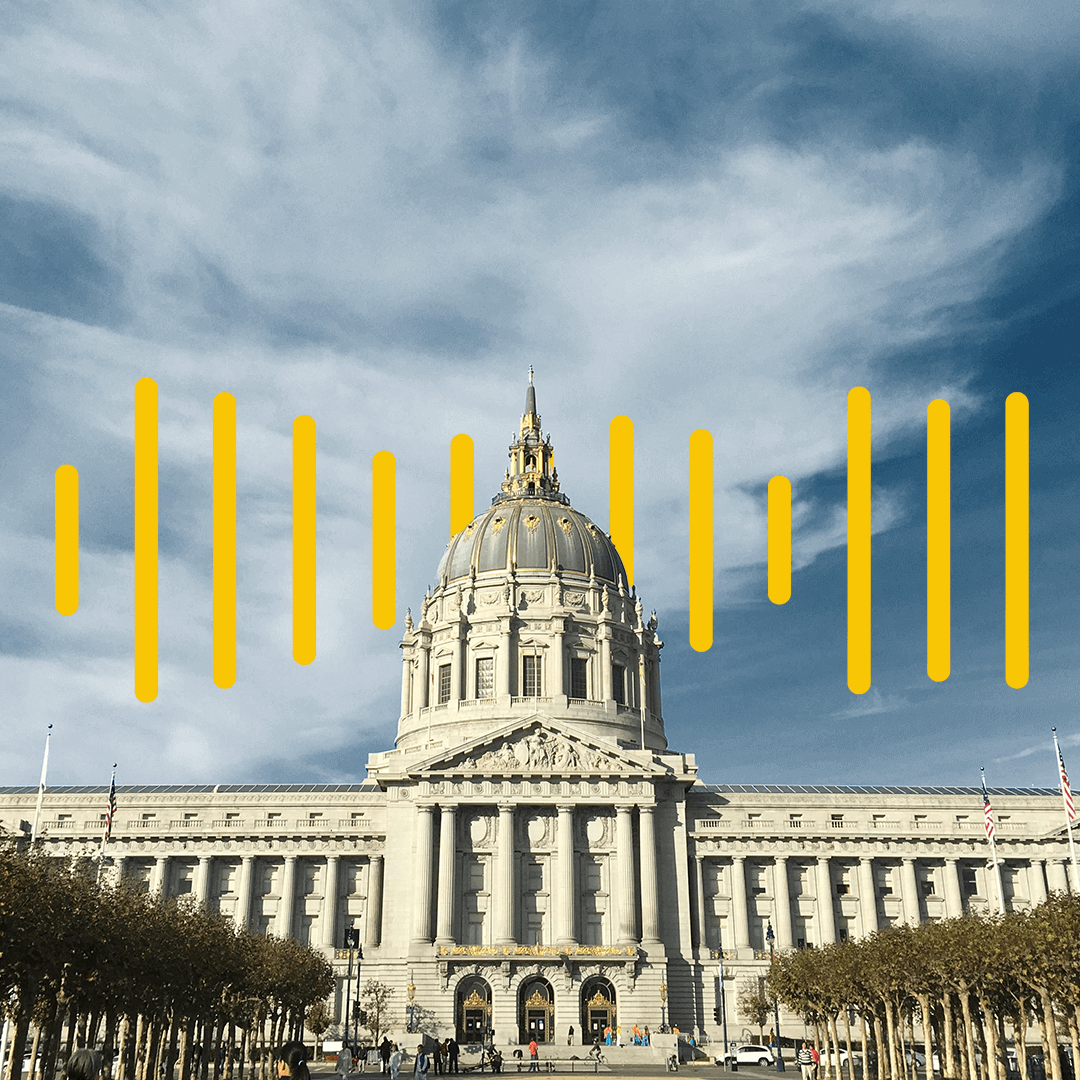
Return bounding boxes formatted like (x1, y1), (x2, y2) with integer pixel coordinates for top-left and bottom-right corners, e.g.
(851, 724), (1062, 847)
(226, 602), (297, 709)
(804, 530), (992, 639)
(609, 415), (634, 587)
(768, 476), (791, 605)
(689, 429), (713, 652)
(213, 393), (237, 688)
(292, 415), (316, 665)
(372, 451), (396, 630)
(450, 434), (474, 536)
(1005, 392), (1029, 689)
(927, 399), (950, 682)
(134, 377), (158, 702)
(847, 387), (871, 694)
(55, 464), (79, 616)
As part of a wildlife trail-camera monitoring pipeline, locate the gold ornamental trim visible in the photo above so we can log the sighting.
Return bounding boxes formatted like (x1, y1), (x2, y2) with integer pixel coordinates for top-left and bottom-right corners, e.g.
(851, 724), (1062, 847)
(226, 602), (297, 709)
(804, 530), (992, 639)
(586, 990), (611, 1008)
(461, 989), (489, 1010)
(438, 944), (637, 957)
(525, 990), (549, 1008)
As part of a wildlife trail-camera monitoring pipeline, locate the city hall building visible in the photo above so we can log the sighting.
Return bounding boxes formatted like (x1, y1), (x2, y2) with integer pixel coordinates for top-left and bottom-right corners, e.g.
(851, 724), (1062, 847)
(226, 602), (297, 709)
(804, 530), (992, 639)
(3, 382), (1075, 1047)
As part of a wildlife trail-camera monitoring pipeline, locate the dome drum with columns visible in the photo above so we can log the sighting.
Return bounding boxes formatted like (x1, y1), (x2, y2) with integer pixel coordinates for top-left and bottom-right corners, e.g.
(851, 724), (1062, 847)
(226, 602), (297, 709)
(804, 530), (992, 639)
(4, 377), (1077, 1056)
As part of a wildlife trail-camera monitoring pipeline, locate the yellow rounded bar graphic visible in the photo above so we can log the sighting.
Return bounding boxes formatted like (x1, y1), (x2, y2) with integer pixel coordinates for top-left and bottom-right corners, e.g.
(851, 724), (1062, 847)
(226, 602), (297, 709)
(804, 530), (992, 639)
(372, 450), (396, 631)
(54, 464), (79, 616)
(767, 476), (791, 605)
(450, 434), (474, 537)
(926, 399), (951, 682)
(847, 387), (871, 695)
(1005, 392), (1029, 689)
(213, 393), (237, 688)
(688, 428), (713, 653)
(609, 415), (634, 588)
(292, 415), (317, 666)
(134, 377), (159, 703)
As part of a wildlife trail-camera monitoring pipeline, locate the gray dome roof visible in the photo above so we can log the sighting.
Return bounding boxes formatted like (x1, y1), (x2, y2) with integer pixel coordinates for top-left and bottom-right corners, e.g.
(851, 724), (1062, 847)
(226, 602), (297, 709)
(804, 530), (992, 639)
(437, 498), (628, 584)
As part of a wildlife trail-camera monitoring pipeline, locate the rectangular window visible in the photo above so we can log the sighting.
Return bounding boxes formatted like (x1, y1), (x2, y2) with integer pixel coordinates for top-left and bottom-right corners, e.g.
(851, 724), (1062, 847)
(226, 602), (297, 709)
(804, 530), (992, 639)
(438, 663), (452, 704)
(835, 882), (850, 896)
(612, 663), (625, 705)
(570, 658), (588, 700)
(523, 655), (542, 697)
(476, 657), (494, 699)
(921, 880), (936, 896)
(961, 867), (978, 895)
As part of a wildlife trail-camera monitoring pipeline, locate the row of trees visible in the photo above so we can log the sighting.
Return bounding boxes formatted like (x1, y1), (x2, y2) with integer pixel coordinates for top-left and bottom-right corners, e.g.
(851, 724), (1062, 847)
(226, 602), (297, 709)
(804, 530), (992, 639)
(0, 843), (334, 1080)
(767, 894), (1080, 1080)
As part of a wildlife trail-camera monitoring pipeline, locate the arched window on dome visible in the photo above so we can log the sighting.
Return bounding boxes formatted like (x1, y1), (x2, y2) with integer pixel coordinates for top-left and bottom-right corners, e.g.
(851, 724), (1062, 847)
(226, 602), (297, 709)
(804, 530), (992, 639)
(526, 454), (536, 470)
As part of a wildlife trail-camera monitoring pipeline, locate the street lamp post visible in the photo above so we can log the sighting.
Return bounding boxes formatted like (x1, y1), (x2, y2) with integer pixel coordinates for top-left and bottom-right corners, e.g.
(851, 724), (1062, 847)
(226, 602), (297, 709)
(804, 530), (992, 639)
(718, 956), (729, 1056)
(353, 946), (364, 1052)
(765, 924), (785, 1073)
(343, 927), (359, 1051)
(406, 981), (416, 1034)
(659, 982), (668, 1033)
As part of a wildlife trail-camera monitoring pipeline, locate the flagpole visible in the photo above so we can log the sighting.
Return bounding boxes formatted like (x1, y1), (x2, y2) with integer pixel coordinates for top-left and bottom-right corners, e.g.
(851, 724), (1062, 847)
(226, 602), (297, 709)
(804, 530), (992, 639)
(1052, 728), (1079, 890)
(982, 768), (1005, 915)
(96, 763), (118, 886)
(29, 724), (53, 845)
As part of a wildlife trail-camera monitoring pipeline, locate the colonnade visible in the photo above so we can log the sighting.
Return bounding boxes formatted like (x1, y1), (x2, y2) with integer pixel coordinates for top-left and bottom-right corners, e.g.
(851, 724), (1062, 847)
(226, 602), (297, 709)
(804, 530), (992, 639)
(109, 852), (383, 948)
(412, 802), (661, 947)
(694, 852), (1068, 952)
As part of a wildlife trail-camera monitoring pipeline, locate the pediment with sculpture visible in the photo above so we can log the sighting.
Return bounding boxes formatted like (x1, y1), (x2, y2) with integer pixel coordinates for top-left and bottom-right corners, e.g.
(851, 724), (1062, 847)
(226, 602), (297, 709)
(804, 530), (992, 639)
(414, 718), (654, 778)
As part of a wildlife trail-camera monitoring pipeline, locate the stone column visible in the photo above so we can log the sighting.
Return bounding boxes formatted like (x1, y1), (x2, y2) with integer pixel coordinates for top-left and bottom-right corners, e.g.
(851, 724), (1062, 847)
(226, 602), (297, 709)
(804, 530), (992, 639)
(498, 622), (512, 698)
(551, 619), (564, 697)
(815, 857), (836, 945)
(730, 856), (750, 954)
(451, 626), (465, 703)
(940, 857), (963, 917)
(859, 857), (879, 934)
(400, 654), (413, 718)
(600, 631), (612, 702)
(494, 804), (516, 944)
(150, 856), (168, 895)
(556, 805), (577, 945)
(1029, 859), (1048, 905)
(695, 855), (712, 950)
(111, 855), (127, 883)
(418, 641), (431, 709)
(366, 855), (384, 946)
(321, 856), (340, 948)
(900, 857), (921, 925)
(773, 856), (793, 950)
(412, 807), (436, 944)
(639, 806), (660, 943)
(615, 806), (636, 944)
(195, 855), (213, 906)
(436, 805), (457, 943)
(1047, 857), (1070, 893)
(279, 856), (298, 938)
(235, 855), (255, 930)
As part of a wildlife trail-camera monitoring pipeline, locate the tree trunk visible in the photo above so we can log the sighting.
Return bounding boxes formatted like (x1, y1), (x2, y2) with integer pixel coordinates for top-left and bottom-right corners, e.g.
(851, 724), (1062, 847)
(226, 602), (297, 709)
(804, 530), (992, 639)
(957, 991), (978, 1080)
(861, 1013), (871, 1080)
(28, 1026), (42, 1080)
(1065, 1015), (1079, 1080)
(8, 1011), (34, 1080)
(885, 1001), (902, 1080)
(843, 1011), (854, 1079)
(1037, 990), (1062, 1080)
(977, 996), (1000, 1080)
(1014, 1009), (1029, 1080)
(941, 996), (957, 1080)
(178, 1020), (194, 1080)
(873, 1013), (888, 1080)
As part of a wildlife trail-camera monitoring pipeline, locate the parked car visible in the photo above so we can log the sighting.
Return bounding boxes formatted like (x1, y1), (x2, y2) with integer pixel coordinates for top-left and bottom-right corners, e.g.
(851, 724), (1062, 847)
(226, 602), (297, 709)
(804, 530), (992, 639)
(718, 1045), (776, 1067)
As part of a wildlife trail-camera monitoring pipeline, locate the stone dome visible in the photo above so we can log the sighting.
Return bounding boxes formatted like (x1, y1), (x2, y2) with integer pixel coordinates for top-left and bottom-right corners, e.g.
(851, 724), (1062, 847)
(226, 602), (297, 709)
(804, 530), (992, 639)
(437, 498), (628, 586)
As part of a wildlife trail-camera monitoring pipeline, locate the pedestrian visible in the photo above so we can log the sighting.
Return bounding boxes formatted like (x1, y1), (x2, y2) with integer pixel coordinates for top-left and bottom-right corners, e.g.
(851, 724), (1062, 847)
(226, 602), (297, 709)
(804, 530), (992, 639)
(415, 1045), (430, 1080)
(432, 1040), (443, 1076)
(390, 1045), (403, 1080)
(64, 1051), (102, 1080)
(447, 1039), (460, 1074)
(381, 1039), (393, 1074)
(337, 1044), (354, 1077)
(528, 1037), (539, 1073)
(567, 1027), (574, 1047)
(810, 1045), (820, 1079)
(616, 1026), (623, 1048)
(797, 1042), (815, 1080)
(644, 1028), (651, 1046)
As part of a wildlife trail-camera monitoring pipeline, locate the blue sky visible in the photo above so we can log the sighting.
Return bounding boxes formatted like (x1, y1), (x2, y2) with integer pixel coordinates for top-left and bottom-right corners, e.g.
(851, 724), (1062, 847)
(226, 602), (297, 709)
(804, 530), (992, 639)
(1, 1), (1077, 788)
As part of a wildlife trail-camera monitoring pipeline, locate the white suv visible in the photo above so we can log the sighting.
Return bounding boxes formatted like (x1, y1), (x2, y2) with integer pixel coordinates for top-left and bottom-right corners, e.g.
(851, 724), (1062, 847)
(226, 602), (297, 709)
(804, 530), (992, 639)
(718, 1045), (776, 1067)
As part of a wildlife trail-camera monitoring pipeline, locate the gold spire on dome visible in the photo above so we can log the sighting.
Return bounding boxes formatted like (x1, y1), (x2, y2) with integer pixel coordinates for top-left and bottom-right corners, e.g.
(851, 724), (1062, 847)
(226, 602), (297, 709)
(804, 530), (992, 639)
(498, 371), (561, 501)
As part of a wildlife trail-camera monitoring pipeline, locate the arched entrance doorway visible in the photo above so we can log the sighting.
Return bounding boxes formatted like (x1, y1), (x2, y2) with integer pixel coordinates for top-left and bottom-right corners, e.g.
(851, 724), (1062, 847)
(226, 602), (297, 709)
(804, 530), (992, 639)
(518, 976), (555, 1044)
(455, 975), (492, 1045)
(580, 977), (617, 1045)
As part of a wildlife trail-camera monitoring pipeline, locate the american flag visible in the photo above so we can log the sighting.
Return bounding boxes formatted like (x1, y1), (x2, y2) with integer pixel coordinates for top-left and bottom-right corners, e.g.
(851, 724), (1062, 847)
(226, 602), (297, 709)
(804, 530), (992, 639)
(982, 778), (996, 842)
(1059, 747), (1076, 822)
(103, 769), (117, 842)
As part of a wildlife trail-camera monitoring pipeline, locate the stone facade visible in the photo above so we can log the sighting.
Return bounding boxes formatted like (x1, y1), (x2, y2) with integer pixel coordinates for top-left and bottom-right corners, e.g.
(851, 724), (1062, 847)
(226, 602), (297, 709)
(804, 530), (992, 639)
(3, 379), (1074, 1047)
